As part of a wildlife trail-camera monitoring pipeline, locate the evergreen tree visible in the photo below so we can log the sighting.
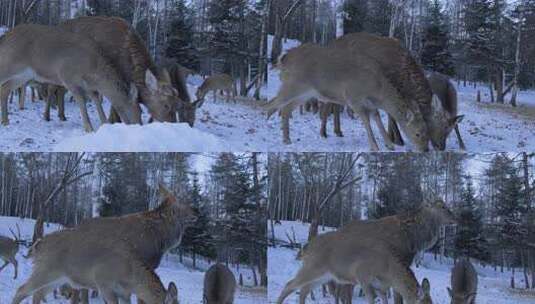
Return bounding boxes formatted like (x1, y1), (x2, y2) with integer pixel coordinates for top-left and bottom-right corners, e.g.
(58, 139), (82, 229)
(165, 0), (199, 70)
(421, 0), (455, 75)
(342, 0), (368, 34)
(454, 176), (488, 261)
(181, 171), (216, 266)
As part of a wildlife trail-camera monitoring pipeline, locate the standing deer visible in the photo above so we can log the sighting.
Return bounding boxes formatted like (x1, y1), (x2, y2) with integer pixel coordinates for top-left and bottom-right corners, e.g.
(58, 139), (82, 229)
(447, 260), (478, 304)
(13, 184), (194, 304)
(60, 16), (194, 124)
(279, 201), (456, 304)
(203, 264), (237, 304)
(0, 235), (18, 280)
(263, 38), (431, 151)
(0, 24), (141, 132)
(196, 74), (237, 104)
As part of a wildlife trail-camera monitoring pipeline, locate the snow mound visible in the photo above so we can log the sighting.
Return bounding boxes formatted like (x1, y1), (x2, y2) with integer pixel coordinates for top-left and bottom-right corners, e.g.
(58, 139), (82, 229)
(54, 122), (230, 152)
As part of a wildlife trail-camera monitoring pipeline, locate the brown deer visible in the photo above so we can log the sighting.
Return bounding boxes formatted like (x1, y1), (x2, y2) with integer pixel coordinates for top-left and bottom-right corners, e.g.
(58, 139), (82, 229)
(13, 184), (194, 304)
(203, 264), (237, 304)
(0, 235), (18, 280)
(0, 24), (141, 132)
(60, 16), (193, 124)
(447, 260), (477, 304)
(167, 63), (203, 127)
(196, 74), (237, 104)
(278, 201), (456, 304)
(264, 37), (431, 151)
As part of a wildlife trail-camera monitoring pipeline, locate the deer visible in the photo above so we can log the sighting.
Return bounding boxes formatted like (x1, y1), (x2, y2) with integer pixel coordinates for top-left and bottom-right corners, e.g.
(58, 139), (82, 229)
(203, 264), (237, 304)
(326, 281), (354, 304)
(328, 33), (460, 151)
(13, 184), (194, 304)
(167, 63), (203, 127)
(278, 201), (456, 304)
(0, 24), (141, 132)
(263, 36), (432, 152)
(195, 74), (237, 104)
(447, 260), (478, 304)
(0, 235), (19, 280)
(60, 16), (196, 124)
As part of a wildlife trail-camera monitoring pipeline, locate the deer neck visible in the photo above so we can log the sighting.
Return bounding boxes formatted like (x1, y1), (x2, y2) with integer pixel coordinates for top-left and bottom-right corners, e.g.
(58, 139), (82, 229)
(400, 208), (443, 254)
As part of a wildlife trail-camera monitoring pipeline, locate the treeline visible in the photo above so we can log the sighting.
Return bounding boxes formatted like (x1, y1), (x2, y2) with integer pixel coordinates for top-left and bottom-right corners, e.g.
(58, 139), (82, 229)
(268, 152), (535, 289)
(0, 152), (267, 287)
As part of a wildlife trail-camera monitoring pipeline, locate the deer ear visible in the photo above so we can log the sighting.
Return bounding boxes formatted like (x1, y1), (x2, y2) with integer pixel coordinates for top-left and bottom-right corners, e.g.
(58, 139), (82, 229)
(168, 282), (178, 297)
(145, 70), (159, 91)
(421, 278), (430, 294)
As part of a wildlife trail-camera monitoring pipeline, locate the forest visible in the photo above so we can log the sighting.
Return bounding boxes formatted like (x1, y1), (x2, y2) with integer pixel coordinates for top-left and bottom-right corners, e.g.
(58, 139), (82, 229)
(0, 152), (268, 287)
(268, 152), (535, 291)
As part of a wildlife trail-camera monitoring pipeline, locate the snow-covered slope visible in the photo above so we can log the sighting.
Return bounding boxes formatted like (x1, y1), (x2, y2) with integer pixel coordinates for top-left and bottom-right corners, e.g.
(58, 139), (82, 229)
(268, 221), (535, 304)
(0, 217), (266, 304)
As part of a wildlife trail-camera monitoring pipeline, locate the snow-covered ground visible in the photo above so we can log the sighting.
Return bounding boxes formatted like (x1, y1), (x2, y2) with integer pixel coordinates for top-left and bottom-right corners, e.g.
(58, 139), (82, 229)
(0, 217), (266, 304)
(268, 220), (535, 304)
(1, 35), (535, 152)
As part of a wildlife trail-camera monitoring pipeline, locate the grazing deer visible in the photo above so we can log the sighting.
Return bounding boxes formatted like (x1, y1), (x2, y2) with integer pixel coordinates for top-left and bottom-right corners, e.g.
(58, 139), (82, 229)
(0, 24), (141, 132)
(279, 201), (456, 304)
(13, 184), (194, 304)
(426, 72), (465, 150)
(447, 260), (477, 304)
(203, 264), (237, 304)
(263, 37), (431, 151)
(196, 74), (237, 104)
(168, 63), (203, 127)
(0, 235), (18, 280)
(61, 16), (190, 123)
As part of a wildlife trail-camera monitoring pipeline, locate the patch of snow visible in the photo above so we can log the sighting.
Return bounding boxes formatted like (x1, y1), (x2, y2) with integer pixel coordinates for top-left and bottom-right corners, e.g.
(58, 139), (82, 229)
(54, 122), (229, 152)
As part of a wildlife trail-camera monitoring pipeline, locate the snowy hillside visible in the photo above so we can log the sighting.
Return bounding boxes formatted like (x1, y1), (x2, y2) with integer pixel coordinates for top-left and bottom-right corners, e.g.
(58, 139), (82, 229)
(0, 217), (266, 304)
(268, 220), (535, 304)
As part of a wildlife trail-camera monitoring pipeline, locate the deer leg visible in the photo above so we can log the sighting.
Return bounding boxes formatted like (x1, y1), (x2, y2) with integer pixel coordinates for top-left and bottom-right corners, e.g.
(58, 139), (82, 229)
(361, 284), (377, 304)
(455, 125), (466, 150)
(351, 105), (380, 152)
(11, 269), (63, 304)
(93, 94), (108, 125)
(18, 87), (25, 110)
(58, 90), (67, 121)
(385, 264), (419, 304)
(371, 110), (395, 151)
(334, 106), (343, 137)
(319, 104), (329, 138)
(277, 265), (327, 304)
(44, 91), (53, 122)
(108, 107), (122, 124)
(10, 257), (18, 279)
(69, 88), (94, 133)
(1, 78), (28, 126)
(281, 104), (294, 145)
(298, 283), (313, 304)
(98, 287), (119, 304)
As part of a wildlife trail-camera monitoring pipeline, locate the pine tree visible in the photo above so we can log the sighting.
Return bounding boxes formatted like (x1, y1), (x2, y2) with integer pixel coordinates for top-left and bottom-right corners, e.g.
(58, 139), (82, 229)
(182, 171), (216, 267)
(165, 0), (199, 70)
(342, 0), (368, 34)
(454, 176), (488, 261)
(421, 0), (455, 75)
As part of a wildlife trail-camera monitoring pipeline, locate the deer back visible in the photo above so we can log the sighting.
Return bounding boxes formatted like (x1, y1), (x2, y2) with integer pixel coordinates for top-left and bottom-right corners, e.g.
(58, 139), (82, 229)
(203, 264), (237, 304)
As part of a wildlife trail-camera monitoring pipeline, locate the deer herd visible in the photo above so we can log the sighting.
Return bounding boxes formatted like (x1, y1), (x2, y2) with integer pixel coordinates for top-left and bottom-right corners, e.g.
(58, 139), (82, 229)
(0, 16), (466, 151)
(0, 185), (237, 304)
(275, 200), (479, 304)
